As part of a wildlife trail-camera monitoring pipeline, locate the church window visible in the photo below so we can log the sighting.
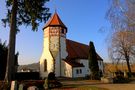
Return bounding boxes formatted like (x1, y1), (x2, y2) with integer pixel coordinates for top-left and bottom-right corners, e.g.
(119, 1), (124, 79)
(44, 59), (47, 72)
(76, 69), (79, 74)
(76, 69), (82, 74)
(80, 69), (82, 74)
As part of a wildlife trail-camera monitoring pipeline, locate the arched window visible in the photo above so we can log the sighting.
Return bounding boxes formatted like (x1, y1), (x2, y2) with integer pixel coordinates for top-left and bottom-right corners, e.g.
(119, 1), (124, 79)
(44, 59), (47, 72)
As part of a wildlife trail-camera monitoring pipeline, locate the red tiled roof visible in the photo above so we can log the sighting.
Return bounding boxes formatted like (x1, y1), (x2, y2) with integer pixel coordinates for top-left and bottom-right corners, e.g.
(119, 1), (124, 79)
(66, 39), (103, 61)
(64, 59), (84, 67)
(65, 39), (103, 67)
(43, 12), (67, 29)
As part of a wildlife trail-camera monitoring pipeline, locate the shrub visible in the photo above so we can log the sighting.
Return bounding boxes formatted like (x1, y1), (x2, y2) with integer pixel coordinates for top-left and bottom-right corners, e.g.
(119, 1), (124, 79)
(113, 71), (130, 83)
(43, 72), (62, 89)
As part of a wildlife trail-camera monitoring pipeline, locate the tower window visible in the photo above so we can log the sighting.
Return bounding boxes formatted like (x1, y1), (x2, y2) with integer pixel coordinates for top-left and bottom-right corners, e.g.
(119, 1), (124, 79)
(44, 59), (47, 72)
(61, 29), (64, 34)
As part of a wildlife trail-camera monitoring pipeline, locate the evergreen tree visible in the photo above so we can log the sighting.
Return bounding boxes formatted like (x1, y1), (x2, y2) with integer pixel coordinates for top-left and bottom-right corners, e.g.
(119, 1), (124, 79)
(0, 40), (18, 80)
(2, 0), (51, 81)
(0, 40), (8, 80)
(88, 41), (100, 80)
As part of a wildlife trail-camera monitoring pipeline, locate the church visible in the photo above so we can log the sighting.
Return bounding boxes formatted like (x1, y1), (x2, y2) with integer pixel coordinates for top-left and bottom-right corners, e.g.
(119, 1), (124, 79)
(39, 12), (103, 79)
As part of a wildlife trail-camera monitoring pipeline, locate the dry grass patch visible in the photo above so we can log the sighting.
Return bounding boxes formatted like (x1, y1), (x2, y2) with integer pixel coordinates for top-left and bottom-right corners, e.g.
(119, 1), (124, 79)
(53, 85), (109, 90)
(79, 86), (109, 90)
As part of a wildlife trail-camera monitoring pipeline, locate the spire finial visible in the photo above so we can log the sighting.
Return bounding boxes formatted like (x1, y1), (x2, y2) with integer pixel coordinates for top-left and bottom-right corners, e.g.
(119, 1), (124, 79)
(54, 5), (57, 13)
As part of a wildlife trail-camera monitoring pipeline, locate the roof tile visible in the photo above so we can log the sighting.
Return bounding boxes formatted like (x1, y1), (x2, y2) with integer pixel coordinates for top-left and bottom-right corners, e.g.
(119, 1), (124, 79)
(43, 12), (67, 29)
(66, 39), (103, 61)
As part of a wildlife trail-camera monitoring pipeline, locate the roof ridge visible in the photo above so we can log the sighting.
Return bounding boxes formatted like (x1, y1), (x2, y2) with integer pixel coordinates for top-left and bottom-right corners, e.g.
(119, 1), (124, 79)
(67, 39), (89, 46)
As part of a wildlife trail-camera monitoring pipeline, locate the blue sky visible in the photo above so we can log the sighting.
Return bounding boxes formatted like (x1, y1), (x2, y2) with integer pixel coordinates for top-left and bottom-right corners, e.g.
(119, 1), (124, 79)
(0, 0), (110, 65)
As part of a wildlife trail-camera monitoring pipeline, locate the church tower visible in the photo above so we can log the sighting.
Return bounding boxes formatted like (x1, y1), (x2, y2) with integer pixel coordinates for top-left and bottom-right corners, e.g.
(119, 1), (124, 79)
(40, 12), (68, 78)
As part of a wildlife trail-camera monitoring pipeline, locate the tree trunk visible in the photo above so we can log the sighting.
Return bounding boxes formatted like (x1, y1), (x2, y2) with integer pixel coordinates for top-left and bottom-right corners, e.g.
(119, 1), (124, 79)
(126, 57), (132, 78)
(5, 0), (17, 82)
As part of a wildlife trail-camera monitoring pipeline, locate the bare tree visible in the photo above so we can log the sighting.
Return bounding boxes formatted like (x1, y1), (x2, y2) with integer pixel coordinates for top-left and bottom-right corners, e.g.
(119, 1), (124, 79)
(106, 0), (135, 31)
(106, 0), (135, 78)
(108, 31), (135, 77)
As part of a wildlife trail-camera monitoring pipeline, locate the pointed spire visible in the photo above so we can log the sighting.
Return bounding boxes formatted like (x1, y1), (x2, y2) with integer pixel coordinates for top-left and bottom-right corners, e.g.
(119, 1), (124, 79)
(43, 12), (67, 30)
(54, 5), (57, 13)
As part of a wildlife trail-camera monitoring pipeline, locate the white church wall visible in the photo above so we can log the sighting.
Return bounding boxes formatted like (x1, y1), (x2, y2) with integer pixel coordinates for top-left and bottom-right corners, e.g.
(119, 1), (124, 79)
(55, 52), (61, 77)
(98, 60), (104, 73)
(60, 37), (68, 59)
(73, 67), (86, 78)
(60, 37), (69, 77)
(75, 59), (104, 77)
(61, 61), (72, 77)
(40, 27), (54, 79)
(79, 59), (90, 76)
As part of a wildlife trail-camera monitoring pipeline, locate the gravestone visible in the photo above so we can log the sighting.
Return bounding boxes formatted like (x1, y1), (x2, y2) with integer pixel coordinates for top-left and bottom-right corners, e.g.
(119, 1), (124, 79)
(10, 81), (17, 90)
(27, 86), (39, 90)
(124, 71), (128, 78)
(19, 84), (24, 90)
(101, 77), (113, 83)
